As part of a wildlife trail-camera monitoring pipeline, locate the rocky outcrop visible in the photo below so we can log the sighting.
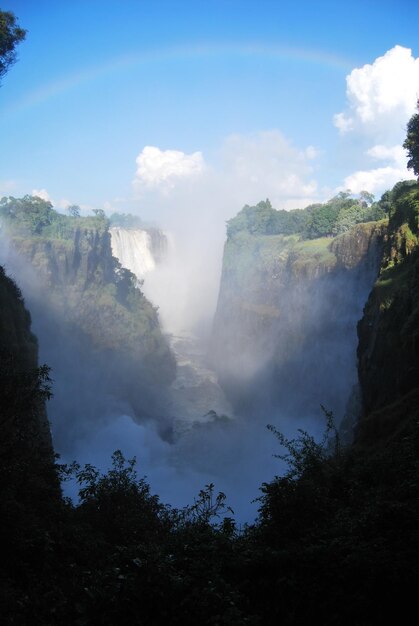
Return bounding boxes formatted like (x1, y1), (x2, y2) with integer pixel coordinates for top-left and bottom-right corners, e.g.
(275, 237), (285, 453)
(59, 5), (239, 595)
(0, 264), (54, 456)
(356, 183), (419, 443)
(2, 219), (176, 445)
(0, 264), (60, 548)
(211, 222), (385, 425)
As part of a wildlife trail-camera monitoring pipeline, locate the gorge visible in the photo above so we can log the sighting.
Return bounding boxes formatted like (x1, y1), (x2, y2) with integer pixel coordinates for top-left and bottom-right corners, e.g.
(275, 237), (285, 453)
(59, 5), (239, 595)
(2, 6), (419, 622)
(1, 178), (419, 624)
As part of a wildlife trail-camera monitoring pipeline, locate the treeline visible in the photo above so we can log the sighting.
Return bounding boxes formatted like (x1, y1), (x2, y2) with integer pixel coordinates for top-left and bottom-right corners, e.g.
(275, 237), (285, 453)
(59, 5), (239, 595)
(0, 196), (154, 240)
(227, 189), (390, 240)
(109, 212), (146, 229)
(0, 195), (108, 239)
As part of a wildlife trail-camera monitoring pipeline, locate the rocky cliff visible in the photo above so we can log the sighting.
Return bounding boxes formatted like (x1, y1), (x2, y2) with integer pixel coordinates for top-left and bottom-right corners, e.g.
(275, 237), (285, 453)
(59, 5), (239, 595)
(0, 263), (61, 590)
(0, 264), (54, 456)
(211, 219), (385, 427)
(0, 197), (176, 445)
(356, 181), (419, 443)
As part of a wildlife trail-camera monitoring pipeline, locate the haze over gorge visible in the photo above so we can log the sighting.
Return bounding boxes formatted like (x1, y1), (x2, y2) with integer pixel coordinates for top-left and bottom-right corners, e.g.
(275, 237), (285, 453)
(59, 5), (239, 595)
(0, 189), (395, 520)
(2, 3), (419, 623)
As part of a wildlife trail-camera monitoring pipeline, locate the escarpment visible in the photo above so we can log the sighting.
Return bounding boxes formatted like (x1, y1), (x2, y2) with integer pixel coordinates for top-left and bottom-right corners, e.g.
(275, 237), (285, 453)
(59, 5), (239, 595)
(356, 181), (419, 444)
(0, 264), (61, 581)
(211, 217), (385, 423)
(0, 264), (54, 457)
(0, 197), (176, 444)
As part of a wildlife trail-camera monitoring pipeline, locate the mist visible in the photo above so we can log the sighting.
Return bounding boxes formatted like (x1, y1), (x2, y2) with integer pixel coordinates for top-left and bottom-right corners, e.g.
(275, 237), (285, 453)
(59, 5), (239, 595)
(124, 130), (322, 338)
(0, 215), (285, 523)
(0, 136), (382, 524)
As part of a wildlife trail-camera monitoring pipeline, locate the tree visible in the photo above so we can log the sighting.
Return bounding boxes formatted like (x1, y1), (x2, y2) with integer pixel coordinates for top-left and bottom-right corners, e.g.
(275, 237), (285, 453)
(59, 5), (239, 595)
(0, 10), (26, 82)
(359, 190), (375, 206)
(404, 99), (419, 178)
(67, 204), (81, 218)
(92, 208), (106, 218)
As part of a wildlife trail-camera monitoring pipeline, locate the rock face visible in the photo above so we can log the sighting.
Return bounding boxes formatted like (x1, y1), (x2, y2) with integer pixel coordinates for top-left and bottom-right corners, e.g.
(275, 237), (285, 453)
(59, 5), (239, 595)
(211, 222), (385, 426)
(1, 218), (176, 446)
(0, 264), (53, 457)
(0, 263), (61, 553)
(356, 182), (419, 443)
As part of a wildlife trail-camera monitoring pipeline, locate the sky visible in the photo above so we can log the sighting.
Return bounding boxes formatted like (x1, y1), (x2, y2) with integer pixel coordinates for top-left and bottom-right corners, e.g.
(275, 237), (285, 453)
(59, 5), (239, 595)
(1, 0), (419, 224)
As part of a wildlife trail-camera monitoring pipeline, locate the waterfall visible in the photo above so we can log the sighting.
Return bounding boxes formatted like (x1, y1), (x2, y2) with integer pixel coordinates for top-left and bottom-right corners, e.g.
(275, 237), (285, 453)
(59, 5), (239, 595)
(109, 224), (234, 432)
(110, 227), (157, 278)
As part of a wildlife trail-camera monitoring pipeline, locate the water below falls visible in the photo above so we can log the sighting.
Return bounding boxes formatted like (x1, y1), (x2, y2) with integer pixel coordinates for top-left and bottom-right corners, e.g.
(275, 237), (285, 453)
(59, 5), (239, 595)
(167, 330), (235, 435)
(110, 227), (234, 431)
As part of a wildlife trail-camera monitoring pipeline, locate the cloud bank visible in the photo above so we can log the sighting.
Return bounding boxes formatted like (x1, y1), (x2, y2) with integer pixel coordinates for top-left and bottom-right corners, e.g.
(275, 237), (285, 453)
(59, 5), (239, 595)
(334, 45), (419, 194)
(334, 45), (419, 138)
(133, 131), (319, 215)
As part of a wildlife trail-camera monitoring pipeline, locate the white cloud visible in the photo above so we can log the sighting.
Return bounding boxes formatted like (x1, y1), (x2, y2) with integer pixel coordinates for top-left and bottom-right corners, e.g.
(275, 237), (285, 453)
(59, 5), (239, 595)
(333, 112), (354, 134)
(31, 188), (51, 202)
(219, 130), (319, 208)
(342, 140), (416, 195)
(366, 144), (406, 163)
(334, 45), (419, 140)
(133, 146), (204, 190)
(132, 133), (320, 215)
(30, 191), (74, 211)
(343, 165), (415, 195)
(334, 46), (419, 196)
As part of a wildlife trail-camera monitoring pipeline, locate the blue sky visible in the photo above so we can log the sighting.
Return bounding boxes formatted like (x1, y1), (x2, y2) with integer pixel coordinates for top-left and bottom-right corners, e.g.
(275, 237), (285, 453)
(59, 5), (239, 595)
(1, 0), (419, 223)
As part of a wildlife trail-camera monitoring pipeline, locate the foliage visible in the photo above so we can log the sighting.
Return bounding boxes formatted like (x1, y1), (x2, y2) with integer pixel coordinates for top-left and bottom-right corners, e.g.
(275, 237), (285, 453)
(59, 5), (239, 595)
(303, 191), (381, 238)
(66, 204), (80, 218)
(0, 194), (109, 238)
(70, 450), (172, 547)
(0, 9), (26, 81)
(386, 180), (419, 229)
(266, 405), (340, 480)
(403, 99), (419, 178)
(227, 199), (307, 238)
(2, 360), (419, 624)
(0, 194), (55, 235)
(181, 482), (235, 528)
(226, 191), (382, 241)
(109, 212), (146, 229)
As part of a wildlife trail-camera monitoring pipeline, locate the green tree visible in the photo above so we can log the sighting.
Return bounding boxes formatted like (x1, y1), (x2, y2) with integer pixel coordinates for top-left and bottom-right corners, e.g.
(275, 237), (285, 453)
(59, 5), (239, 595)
(0, 10), (26, 82)
(359, 190), (375, 206)
(404, 99), (419, 178)
(67, 204), (81, 218)
(93, 208), (106, 218)
(0, 194), (54, 234)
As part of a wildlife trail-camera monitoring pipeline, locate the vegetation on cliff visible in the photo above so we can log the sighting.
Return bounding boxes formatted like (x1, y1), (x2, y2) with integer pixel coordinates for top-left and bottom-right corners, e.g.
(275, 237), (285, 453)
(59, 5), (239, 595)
(212, 198), (385, 425)
(226, 190), (386, 241)
(357, 179), (419, 434)
(0, 195), (176, 437)
(404, 98), (419, 178)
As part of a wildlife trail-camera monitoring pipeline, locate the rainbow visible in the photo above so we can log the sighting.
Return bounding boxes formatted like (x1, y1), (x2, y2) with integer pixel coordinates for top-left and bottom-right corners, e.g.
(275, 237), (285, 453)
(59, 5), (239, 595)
(7, 43), (353, 114)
